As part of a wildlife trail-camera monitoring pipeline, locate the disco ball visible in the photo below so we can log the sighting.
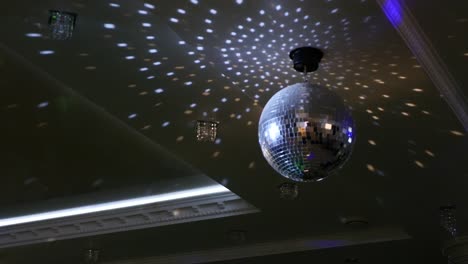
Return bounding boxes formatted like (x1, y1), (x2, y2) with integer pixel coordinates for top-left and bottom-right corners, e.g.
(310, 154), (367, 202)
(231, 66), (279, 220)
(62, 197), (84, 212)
(258, 82), (355, 182)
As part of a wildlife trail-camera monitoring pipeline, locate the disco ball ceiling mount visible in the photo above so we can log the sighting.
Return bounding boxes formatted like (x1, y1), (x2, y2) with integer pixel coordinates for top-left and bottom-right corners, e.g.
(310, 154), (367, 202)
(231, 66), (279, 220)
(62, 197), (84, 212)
(258, 46), (355, 183)
(289, 46), (324, 73)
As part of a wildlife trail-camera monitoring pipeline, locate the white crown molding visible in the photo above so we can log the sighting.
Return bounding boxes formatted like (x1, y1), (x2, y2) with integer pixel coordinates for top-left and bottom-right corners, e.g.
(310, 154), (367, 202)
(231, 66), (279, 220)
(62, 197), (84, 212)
(102, 227), (410, 264)
(0, 192), (259, 249)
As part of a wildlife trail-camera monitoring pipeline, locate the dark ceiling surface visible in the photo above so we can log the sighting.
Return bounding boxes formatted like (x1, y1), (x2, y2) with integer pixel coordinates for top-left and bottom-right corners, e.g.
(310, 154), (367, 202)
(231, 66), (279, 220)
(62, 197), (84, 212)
(210, 238), (446, 264)
(0, 43), (216, 216)
(0, 0), (467, 263)
(406, 0), (468, 95)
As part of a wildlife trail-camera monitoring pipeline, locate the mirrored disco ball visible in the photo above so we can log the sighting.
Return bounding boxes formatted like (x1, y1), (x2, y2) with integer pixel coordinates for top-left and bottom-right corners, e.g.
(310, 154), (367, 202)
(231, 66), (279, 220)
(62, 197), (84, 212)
(258, 82), (355, 182)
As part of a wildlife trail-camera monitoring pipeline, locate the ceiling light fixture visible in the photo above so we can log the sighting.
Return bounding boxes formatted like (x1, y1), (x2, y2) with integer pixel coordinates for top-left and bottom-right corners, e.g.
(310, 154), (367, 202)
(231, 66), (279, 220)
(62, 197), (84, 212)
(0, 185), (229, 228)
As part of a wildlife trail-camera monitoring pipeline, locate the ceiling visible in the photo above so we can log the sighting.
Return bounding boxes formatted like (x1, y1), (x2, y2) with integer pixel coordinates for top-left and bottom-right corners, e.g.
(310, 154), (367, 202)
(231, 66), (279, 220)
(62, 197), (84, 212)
(0, 0), (467, 263)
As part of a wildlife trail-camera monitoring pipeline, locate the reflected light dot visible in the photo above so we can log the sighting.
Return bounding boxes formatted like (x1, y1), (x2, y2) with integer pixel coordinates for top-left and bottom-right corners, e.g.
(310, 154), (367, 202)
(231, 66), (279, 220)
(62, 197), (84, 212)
(210, 9), (218, 15)
(146, 36), (155, 40)
(104, 23), (115, 29)
(162, 121), (170, 127)
(109, 3), (120, 7)
(128, 113), (137, 119)
(425, 150), (435, 157)
(144, 3), (155, 9)
(415, 160), (425, 168)
(39, 50), (54, 55)
(149, 49), (158, 53)
(25, 33), (42, 38)
(142, 22), (151, 27)
(450, 130), (464, 136)
(177, 9), (186, 14)
(117, 43), (127, 47)
(37, 102), (49, 108)
(154, 88), (164, 94)
(125, 56), (135, 60)
(170, 18), (179, 23)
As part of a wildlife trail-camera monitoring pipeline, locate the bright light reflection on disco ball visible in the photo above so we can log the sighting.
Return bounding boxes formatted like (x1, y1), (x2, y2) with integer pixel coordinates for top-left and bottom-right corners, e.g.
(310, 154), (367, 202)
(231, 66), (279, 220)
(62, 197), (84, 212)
(258, 82), (355, 182)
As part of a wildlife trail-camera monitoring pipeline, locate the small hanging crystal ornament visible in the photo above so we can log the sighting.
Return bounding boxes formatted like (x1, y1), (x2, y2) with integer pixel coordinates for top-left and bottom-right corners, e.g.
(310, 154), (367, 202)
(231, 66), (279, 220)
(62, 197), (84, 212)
(279, 182), (299, 200)
(48, 10), (77, 40)
(196, 120), (219, 142)
(440, 205), (458, 238)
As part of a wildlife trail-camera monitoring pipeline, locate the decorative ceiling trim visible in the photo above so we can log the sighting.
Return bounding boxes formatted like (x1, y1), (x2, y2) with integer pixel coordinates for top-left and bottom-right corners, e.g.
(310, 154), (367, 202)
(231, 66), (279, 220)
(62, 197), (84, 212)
(0, 192), (259, 249)
(102, 227), (410, 264)
(378, 0), (468, 132)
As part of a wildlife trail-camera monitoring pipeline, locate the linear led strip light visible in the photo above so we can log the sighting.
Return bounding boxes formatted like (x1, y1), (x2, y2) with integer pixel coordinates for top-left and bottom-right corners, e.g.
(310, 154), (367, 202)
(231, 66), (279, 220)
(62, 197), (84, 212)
(0, 185), (230, 228)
